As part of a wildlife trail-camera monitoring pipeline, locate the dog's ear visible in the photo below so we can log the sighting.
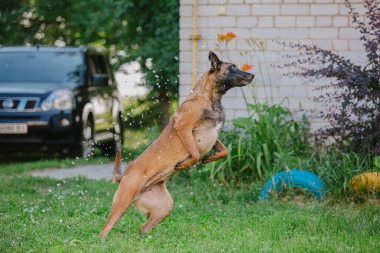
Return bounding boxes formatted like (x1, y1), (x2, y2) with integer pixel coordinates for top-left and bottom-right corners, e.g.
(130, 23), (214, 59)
(209, 51), (221, 71)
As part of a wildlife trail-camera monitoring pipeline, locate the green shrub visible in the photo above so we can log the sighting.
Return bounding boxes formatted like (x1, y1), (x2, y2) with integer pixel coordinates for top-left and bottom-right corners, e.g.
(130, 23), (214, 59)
(203, 102), (310, 185)
(192, 102), (376, 200)
(312, 151), (375, 199)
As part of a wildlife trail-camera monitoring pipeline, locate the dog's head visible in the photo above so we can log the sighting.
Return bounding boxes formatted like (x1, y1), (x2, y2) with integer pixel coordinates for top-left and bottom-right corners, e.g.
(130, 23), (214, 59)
(208, 51), (254, 94)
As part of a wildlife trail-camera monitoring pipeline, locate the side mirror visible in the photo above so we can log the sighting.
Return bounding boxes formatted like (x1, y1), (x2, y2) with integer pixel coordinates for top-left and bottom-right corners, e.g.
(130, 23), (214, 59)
(93, 74), (108, 86)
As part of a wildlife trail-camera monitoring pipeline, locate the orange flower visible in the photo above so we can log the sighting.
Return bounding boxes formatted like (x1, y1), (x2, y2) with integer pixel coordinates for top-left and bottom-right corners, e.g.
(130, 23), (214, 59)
(217, 33), (226, 42)
(224, 32), (237, 42)
(241, 64), (253, 71)
(217, 32), (237, 42)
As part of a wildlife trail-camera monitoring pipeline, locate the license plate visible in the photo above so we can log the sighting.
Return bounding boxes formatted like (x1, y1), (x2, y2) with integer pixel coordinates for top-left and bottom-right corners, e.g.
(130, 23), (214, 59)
(0, 123), (28, 134)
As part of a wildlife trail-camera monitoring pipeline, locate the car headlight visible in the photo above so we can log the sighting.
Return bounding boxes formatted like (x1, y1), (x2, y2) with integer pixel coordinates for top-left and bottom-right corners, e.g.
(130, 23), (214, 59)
(41, 89), (75, 111)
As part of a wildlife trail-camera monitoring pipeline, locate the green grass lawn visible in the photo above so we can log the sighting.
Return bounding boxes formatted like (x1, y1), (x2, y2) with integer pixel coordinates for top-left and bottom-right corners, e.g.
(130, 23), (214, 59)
(0, 159), (379, 253)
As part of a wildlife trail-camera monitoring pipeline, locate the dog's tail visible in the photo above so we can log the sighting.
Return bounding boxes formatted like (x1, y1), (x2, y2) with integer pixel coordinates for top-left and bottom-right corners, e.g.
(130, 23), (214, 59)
(112, 150), (123, 183)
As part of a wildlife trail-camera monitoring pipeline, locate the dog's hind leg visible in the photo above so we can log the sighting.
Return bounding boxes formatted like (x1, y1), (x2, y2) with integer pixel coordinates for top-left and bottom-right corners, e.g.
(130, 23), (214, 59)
(134, 182), (173, 234)
(99, 167), (145, 239)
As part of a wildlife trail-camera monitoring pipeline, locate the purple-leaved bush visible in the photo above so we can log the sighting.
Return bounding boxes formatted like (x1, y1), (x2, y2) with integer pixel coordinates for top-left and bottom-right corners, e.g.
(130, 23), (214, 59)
(278, 0), (379, 154)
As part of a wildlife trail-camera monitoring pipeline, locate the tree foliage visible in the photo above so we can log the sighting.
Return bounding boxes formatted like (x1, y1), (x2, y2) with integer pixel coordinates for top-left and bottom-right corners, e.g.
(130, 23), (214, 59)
(0, 0), (179, 127)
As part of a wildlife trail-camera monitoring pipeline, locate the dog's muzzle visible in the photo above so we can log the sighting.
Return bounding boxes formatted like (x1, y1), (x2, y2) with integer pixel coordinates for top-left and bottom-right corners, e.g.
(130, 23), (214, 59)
(240, 73), (254, 86)
(246, 73), (254, 82)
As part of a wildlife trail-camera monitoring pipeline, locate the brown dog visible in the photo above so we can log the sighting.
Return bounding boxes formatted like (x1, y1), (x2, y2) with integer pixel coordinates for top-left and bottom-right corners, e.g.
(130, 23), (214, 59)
(99, 51), (254, 238)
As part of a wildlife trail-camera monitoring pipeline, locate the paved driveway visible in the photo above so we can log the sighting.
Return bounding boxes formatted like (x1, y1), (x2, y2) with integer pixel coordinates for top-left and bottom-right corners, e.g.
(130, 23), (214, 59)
(29, 162), (127, 180)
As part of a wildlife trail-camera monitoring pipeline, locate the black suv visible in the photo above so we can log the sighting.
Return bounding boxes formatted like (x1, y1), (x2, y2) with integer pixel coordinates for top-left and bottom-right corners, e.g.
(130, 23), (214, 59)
(0, 46), (124, 157)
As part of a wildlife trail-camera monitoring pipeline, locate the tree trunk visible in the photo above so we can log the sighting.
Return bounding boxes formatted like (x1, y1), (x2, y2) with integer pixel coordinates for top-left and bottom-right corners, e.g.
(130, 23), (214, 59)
(159, 92), (170, 129)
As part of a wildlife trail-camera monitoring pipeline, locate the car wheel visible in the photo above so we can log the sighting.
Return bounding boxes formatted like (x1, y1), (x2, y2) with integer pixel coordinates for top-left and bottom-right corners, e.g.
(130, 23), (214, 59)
(72, 119), (94, 159)
(101, 115), (123, 156)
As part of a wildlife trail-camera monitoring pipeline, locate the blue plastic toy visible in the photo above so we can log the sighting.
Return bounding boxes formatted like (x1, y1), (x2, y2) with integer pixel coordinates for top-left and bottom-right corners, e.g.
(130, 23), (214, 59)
(259, 169), (327, 201)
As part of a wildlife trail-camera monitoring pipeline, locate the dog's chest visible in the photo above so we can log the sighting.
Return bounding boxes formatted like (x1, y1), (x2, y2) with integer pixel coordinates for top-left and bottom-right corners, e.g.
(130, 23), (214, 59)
(193, 106), (225, 155)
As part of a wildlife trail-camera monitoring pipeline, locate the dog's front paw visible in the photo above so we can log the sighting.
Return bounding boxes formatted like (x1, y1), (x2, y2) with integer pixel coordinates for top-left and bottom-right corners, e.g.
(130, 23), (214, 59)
(174, 161), (185, 170)
(202, 156), (212, 164)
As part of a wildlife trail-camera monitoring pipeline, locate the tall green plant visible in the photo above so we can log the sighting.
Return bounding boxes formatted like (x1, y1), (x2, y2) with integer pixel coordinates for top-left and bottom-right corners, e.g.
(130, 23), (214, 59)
(313, 151), (372, 197)
(205, 103), (310, 185)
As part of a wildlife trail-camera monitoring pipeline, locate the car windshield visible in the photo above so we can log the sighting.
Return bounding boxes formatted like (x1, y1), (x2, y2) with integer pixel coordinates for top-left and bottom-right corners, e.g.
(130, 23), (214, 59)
(0, 51), (83, 84)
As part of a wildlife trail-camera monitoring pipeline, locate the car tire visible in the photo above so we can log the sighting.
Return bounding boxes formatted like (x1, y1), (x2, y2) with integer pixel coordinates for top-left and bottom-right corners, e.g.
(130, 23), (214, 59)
(101, 115), (123, 157)
(71, 119), (94, 159)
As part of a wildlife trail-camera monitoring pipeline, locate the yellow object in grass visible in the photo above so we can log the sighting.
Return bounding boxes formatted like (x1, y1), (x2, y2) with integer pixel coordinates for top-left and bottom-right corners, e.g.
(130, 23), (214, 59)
(350, 172), (380, 192)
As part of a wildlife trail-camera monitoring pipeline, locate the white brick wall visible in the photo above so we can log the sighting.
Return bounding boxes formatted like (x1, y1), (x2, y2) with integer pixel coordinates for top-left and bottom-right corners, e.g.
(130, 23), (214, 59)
(179, 0), (367, 130)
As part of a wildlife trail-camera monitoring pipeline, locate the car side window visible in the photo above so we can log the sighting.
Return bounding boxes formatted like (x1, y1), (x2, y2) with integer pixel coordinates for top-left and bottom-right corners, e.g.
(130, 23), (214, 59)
(87, 54), (109, 86)
(93, 55), (107, 75)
